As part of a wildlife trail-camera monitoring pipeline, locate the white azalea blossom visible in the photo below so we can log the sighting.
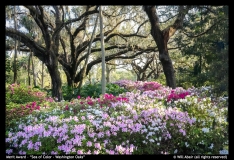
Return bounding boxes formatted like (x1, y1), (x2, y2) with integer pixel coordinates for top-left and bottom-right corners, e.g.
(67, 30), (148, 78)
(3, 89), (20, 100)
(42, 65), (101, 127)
(198, 140), (204, 145)
(192, 117), (196, 122)
(209, 143), (214, 149)
(219, 149), (228, 155)
(209, 111), (215, 117)
(202, 128), (209, 133)
(147, 132), (153, 136)
(154, 127), (159, 131)
(151, 121), (156, 127)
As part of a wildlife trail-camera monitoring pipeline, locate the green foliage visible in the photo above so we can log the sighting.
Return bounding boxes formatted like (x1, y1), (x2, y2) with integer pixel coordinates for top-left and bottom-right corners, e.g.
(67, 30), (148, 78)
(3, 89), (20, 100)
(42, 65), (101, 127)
(42, 88), (52, 97)
(60, 83), (128, 100)
(80, 83), (126, 98)
(111, 70), (136, 82)
(5, 84), (55, 130)
(6, 83), (47, 105)
(208, 47), (228, 97)
(61, 85), (79, 101)
(174, 96), (228, 154)
(106, 83), (128, 96)
(175, 6), (228, 96)
(6, 53), (12, 83)
(154, 74), (166, 86)
(6, 102), (37, 130)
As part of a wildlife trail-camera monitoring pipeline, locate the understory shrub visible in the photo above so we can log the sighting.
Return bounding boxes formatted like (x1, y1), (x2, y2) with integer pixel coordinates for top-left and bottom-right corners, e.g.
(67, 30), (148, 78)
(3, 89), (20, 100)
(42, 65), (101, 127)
(6, 83), (47, 105)
(61, 83), (128, 101)
(5, 81), (228, 155)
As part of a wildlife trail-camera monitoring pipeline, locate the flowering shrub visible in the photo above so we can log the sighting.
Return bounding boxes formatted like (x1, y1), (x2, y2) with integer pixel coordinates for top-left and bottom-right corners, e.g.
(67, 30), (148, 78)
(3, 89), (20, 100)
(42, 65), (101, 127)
(6, 101), (40, 129)
(6, 83), (47, 105)
(139, 81), (162, 91)
(5, 81), (228, 155)
(112, 79), (136, 88)
(97, 94), (129, 107)
(112, 80), (139, 91)
(167, 89), (190, 102)
(78, 83), (127, 99)
(173, 96), (228, 154)
(6, 97), (57, 130)
(61, 94), (129, 116)
(112, 80), (162, 92)
(5, 83), (55, 130)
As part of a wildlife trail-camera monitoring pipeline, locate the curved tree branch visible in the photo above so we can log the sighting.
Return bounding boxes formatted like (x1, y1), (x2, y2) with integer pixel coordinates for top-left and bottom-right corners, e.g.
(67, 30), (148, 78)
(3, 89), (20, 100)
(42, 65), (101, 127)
(24, 5), (51, 50)
(96, 18), (132, 37)
(53, 6), (99, 37)
(162, 6), (192, 42)
(5, 44), (30, 52)
(6, 27), (46, 61)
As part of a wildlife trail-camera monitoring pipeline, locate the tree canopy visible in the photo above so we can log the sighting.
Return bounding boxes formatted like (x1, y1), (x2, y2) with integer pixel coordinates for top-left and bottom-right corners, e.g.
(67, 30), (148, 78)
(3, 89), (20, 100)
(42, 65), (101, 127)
(6, 5), (228, 100)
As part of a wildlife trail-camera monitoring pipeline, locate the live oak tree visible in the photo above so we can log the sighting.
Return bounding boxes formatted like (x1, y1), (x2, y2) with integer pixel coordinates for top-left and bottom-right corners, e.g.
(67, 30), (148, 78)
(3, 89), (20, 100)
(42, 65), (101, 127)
(13, 6), (19, 84)
(58, 6), (151, 88)
(6, 5), (151, 101)
(6, 5), (70, 101)
(143, 5), (228, 91)
(143, 5), (192, 89)
(6, 5), (227, 99)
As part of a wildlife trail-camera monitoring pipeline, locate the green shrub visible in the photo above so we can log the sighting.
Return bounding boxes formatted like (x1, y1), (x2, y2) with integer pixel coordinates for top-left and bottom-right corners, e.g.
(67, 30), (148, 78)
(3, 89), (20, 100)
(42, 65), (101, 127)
(80, 83), (127, 98)
(174, 96), (228, 154)
(61, 85), (79, 101)
(79, 83), (102, 98)
(6, 102), (40, 130)
(59, 83), (128, 100)
(106, 83), (127, 96)
(6, 83), (47, 105)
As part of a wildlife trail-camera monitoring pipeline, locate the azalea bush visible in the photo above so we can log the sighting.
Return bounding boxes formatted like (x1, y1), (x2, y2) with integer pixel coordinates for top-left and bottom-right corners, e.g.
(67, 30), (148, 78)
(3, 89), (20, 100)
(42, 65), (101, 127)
(6, 98), (56, 130)
(169, 96), (228, 154)
(5, 81), (228, 155)
(6, 102), (40, 130)
(112, 80), (162, 92)
(80, 83), (127, 99)
(59, 83), (127, 101)
(6, 83), (47, 105)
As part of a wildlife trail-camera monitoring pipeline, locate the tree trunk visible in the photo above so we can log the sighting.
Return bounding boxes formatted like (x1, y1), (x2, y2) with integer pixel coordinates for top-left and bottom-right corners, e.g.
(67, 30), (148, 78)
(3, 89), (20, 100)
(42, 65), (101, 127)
(78, 14), (99, 90)
(28, 52), (31, 86)
(46, 54), (63, 101)
(31, 50), (37, 87)
(41, 62), (44, 88)
(67, 77), (74, 88)
(144, 6), (191, 89)
(150, 28), (176, 88)
(159, 51), (176, 88)
(64, 69), (75, 87)
(106, 64), (110, 83)
(99, 6), (106, 94)
(13, 6), (18, 84)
